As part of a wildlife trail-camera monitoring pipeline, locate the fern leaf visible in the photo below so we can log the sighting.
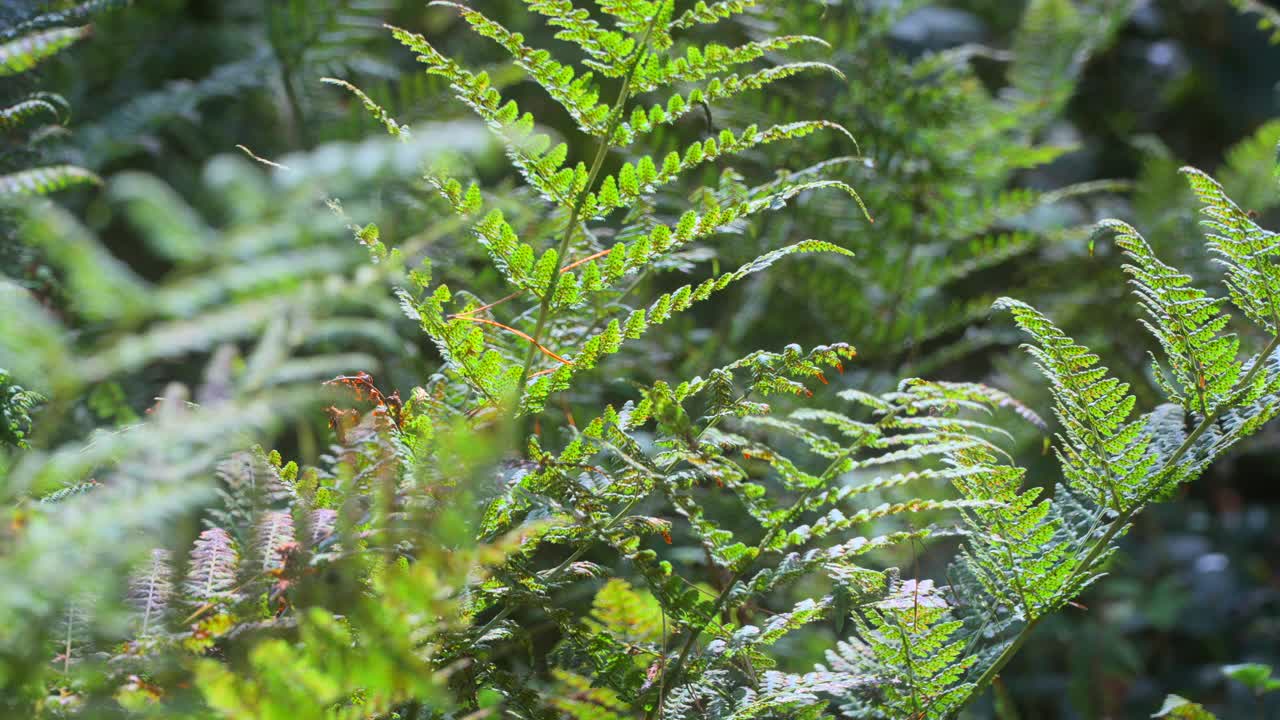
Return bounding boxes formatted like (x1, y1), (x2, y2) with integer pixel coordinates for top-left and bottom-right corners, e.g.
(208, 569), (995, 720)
(321, 77), (410, 138)
(256, 511), (296, 573)
(588, 126), (863, 218)
(616, 62), (846, 145)
(433, 2), (612, 136)
(185, 527), (240, 607)
(994, 297), (1153, 510)
(19, 201), (148, 322)
(525, 0), (633, 76)
(631, 34), (833, 94)
(0, 92), (68, 128)
(671, 0), (763, 31)
(0, 26), (89, 76)
(391, 25), (577, 207)
(1183, 167), (1280, 332)
(520, 240), (853, 413)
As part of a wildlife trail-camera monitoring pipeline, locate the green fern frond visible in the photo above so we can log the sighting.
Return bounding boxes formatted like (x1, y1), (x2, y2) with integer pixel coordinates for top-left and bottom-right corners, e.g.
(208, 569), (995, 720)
(615, 61), (846, 145)
(0, 165), (100, 196)
(321, 77), (410, 138)
(19, 201), (148, 321)
(0, 0), (128, 41)
(1100, 219), (1242, 415)
(0, 93), (69, 129)
(0, 25), (89, 76)
(994, 297), (1152, 511)
(520, 240), (853, 413)
(823, 581), (975, 720)
(671, 0), (764, 31)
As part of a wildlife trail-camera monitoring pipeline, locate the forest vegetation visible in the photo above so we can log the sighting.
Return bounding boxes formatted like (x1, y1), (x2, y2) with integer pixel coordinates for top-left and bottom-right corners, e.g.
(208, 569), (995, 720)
(2, 1), (1279, 718)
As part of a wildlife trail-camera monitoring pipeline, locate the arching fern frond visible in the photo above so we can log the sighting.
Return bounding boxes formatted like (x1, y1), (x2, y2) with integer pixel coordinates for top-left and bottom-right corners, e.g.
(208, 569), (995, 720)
(0, 165), (100, 196)
(993, 297), (1152, 511)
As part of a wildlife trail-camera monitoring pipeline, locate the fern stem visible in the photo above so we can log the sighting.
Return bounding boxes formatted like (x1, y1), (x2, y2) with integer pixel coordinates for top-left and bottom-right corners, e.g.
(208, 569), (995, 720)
(512, 8), (666, 402)
(966, 331), (1280, 704)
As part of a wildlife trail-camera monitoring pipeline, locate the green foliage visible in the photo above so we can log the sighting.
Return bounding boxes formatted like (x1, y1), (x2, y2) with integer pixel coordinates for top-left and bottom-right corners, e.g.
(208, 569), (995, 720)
(3, 2), (1280, 719)
(0, 369), (42, 449)
(1223, 662), (1280, 695)
(1231, 0), (1280, 44)
(0, 9), (102, 198)
(388, 0), (868, 417)
(0, 25), (90, 77)
(1152, 695), (1218, 719)
(712, 0), (1132, 377)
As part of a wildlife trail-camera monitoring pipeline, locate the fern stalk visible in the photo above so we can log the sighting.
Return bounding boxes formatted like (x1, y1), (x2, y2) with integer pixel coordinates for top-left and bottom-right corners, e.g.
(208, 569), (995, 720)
(512, 5), (668, 399)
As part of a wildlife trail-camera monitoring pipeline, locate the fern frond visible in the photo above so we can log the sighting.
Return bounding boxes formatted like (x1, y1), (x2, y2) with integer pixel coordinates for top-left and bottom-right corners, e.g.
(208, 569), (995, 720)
(255, 511), (296, 573)
(107, 173), (213, 263)
(433, 2), (613, 136)
(0, 0), (127, 41)
(1, 369), (43, 449)
(994, 297), (1152, 511)
(630, 34), (833, 94)
(1100, 219), (1242, 415)
(615, 61), (846, 145)
(391, 26), (580, 207)
(19, 200), (147, 321)
(0, 25), (89, 76)
(823, 581), (975, 720)
(186, 528), (240, 607)
(587, 127), (863, 218)
(0, 165), (100, 196)
(671, 0), (763, 31)
(128, 549), (173, 640)
(0, 92), (68, 129)
(321, 77), (410, 138)
(1184, 167), (1280, 332)
(519, 240), (853, 413)
(525, 0), (633, 74)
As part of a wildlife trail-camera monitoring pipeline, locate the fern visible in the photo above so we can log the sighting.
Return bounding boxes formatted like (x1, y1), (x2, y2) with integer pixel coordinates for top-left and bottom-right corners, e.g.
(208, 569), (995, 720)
(823, 580), (975, 719)
(933, 167), (1280, 713)
(4, 3), (1279, 719)
(0, 26), (90, 77)
(387, 0), (869, 418)
(716, 0), (1131, 376)
(127, 549), (173, 641)
(0, 368), (42, 448)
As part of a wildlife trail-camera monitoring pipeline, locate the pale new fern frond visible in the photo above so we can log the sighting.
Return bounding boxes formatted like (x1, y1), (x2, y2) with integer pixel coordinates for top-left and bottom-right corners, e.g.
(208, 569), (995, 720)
(127, 549), (173, 641)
